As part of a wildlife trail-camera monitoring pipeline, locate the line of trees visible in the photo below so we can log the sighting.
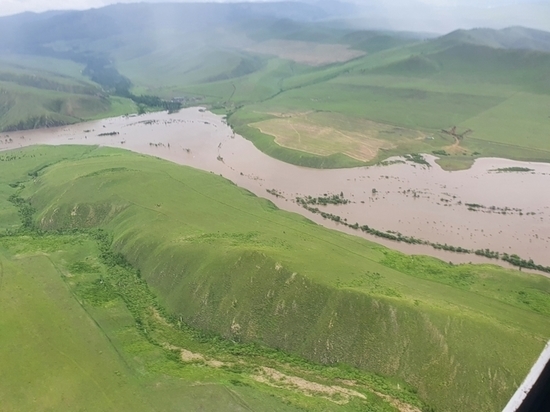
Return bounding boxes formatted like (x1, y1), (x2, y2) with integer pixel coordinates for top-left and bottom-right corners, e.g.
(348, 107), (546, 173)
(294, 196), (550, 273)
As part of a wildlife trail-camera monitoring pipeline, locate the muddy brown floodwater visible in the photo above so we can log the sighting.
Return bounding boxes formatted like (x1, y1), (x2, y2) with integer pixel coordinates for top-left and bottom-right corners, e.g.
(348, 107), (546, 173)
(2, 108), (549, 273)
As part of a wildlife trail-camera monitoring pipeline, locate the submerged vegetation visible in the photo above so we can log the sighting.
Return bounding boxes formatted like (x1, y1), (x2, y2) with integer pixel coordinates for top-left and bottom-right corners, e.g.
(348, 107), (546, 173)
(490, 167), (535, 173)
(296, 193), (351, 206)
(403, 154), (431, 167)
(292, 191), (550, 274)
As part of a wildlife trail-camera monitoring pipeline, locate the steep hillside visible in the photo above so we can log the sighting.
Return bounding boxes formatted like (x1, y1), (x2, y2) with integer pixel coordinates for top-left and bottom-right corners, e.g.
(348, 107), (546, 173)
(1, 145), (424, 412)
(7, 145), (549, 412)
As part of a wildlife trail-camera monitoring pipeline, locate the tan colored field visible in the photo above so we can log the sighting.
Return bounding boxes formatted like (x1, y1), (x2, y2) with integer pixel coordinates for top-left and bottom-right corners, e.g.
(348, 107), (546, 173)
(251, 112), (425, 161)
(246, 40), (365, 66)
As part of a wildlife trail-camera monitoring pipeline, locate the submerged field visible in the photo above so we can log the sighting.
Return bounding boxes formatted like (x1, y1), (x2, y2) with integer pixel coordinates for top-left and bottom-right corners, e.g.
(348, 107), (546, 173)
(1, 145), (549, 411)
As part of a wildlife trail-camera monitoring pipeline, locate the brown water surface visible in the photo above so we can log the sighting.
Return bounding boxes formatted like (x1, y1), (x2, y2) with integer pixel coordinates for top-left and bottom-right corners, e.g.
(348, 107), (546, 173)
(2, 108), (549, 272)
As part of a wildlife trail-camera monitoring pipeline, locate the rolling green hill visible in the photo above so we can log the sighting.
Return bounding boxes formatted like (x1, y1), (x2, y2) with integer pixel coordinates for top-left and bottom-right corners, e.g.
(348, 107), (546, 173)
(0, 56), (136, 131)
(1, 145), (423, 412)
(2, 145), (549, 411)
(224, 32), (550, 169)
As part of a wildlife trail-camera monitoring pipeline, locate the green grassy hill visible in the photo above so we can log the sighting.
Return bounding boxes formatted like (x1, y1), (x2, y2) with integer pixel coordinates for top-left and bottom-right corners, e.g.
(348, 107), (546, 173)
(224, 34), (550, 169)
(1, 146), (424, 412)
(0, 56), (136, 131)
(2, 145), (549, 411)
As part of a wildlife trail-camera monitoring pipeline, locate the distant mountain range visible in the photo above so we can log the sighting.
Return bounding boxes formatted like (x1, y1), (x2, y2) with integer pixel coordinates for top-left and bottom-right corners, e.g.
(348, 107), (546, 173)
(1, 2), (549, 55)
(438, 26), (550, 53)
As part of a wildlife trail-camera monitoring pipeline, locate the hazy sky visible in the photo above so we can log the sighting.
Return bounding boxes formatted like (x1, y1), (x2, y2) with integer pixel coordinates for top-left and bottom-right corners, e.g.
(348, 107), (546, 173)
(1, 0), (548, 32)
(0, 0), (538, 15)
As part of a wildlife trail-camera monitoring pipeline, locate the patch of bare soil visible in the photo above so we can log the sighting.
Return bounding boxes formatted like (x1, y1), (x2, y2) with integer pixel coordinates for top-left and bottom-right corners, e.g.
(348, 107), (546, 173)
(245, 40), (365, 66)
(163, 343), (225, 367)
(335, 378), (422, 412)
(252, 366), (366, 405)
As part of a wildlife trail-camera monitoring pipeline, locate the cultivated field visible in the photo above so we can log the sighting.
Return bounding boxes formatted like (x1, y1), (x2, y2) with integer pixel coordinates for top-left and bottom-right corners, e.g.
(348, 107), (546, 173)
(250, 111), (420, 161)
(245, 40), (365, 66)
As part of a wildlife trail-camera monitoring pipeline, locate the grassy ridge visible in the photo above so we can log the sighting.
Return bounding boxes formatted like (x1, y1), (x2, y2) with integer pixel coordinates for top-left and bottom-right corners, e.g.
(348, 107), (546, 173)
(2, 147), (426, 412)
(7, 145), (548, 411)
(0, 56), (137, 131)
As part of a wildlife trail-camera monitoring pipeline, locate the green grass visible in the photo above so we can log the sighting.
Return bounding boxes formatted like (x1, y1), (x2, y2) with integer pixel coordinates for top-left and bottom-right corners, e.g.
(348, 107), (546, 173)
(0, 55), (92, 81)
(460, 92), (550, 153)
(434, 155), (476, 171)
(0, 234), (330, 412)
(0, 241), (149, 411)
(1, 145), (547, 411)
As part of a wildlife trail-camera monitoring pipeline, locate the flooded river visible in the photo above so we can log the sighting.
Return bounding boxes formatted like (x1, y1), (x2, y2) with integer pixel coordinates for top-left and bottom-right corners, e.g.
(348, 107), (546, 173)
(2, 108), (549, 272)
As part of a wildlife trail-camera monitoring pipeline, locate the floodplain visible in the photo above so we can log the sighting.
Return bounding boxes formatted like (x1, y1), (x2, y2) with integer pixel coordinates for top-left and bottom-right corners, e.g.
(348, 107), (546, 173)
(3, 108), (549, 270)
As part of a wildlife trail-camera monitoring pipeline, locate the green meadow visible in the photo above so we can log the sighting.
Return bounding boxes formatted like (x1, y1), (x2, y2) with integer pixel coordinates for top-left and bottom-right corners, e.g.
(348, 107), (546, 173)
(219, 42), (550, 169)
(1, 145), (549, 411)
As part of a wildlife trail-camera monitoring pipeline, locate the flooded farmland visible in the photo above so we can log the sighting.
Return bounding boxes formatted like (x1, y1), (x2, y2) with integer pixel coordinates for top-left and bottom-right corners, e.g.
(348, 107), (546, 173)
(2, 108), (549, 271)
